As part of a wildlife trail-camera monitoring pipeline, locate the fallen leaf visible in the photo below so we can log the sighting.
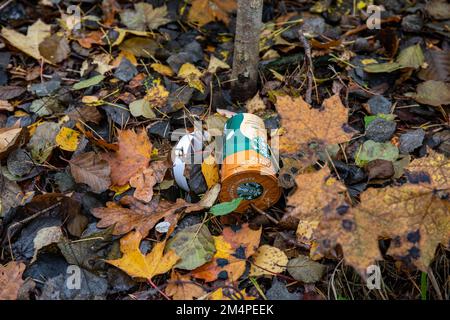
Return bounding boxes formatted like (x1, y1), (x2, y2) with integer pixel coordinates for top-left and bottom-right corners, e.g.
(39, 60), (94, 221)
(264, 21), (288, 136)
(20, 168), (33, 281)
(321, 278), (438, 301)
(1, 19), (51, 62)
(210, 197), (243, 216)
(178, 63), (205, 93)
(0, 86), (26, 100)
(249, 245), (288, 277)
(355, 140), (399, 167)
(396, 44), (425, 69)
(0, 261), (25, 300)
(192, 224), (261, 282)
(146, 83), (169, 109)
(275, 94), (354, 154)
(120, 3), (170, 31)
(287, 255), (326, 283)
(0, 100), (14, 111)
(102, 129), (152, 186)
(246, 93), (266, 114)
(410, 80), (450, 107)
(188, 0), (237, 27)
(425, 0), (450, 20)
(209, 288), (256, 300)
(288, 166), (347, 220)
(92, 196), (193, 236)
(151, 63), (174, 77)
(166, 223), (216, 270)
(106, 231), (178, 280)
(32, 226), (64, 262)
(130, 160), (168, 202)
(201, 155), (219, 189)
(0, 127), (23, 159)
(418, 49), (450, 82)
(119, 37), (158, 58)
(67, 106), (102, 124)
(129, 98), (156, 119)
(165, 271), (206, 300)
(39, 34), (70, 64)
(27, 122), (60, 163)
(73, 75), (105, 90)
(55, 127), (81, 152)
(77, 31), (104, 48)
(70, 152), (111, 193)
(315, 150), (450, 275)
(207, 55), (230, 74)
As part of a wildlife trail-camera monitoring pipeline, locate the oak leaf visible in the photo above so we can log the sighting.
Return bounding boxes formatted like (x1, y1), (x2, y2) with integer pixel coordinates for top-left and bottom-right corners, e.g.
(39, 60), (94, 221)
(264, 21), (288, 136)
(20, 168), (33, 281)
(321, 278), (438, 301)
(106, 231), (178, 280)
(69, 152), (111, 193)
(102, 129), (152, 186)
(0, 261), (25, 300)
(275, 94), (354, 154)
(92, 196), (193, 237)
(191, 224), (261, 282)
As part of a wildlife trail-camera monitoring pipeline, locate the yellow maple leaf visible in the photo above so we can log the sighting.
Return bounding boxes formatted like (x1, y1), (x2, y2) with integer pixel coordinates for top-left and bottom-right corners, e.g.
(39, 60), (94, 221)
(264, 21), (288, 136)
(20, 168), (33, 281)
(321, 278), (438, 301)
(106, 231), (179, 280)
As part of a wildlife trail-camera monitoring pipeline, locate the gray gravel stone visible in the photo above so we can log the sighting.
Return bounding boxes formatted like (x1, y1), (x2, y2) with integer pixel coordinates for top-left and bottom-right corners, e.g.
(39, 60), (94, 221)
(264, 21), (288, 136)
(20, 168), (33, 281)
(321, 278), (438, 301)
(367, 95), (392, 114)
(366, 118), (397, 142)
(399, 129), (425, 154)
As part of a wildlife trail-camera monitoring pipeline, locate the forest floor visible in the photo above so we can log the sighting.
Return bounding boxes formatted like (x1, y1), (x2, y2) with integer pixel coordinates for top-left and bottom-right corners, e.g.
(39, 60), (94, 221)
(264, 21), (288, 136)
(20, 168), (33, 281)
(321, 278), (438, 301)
(0, 0), (449, 301)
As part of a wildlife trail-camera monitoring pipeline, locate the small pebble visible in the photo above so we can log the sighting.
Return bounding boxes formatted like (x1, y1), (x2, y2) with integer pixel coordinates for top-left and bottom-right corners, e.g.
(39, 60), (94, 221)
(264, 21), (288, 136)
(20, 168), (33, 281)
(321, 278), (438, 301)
(367, 95), (392, 114)
(366, 118), (397, 142)
(399, 129), (426, 154)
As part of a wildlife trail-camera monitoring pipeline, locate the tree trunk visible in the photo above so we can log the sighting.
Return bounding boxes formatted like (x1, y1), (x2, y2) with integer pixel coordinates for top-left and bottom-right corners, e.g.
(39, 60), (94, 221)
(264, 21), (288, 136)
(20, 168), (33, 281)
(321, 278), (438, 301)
(231, 0), (263, 102)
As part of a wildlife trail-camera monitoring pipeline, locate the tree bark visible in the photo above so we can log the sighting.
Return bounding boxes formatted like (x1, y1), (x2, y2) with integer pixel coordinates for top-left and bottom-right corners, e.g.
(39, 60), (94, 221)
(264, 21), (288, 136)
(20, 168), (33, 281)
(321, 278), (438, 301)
(231, 0), (263, 102)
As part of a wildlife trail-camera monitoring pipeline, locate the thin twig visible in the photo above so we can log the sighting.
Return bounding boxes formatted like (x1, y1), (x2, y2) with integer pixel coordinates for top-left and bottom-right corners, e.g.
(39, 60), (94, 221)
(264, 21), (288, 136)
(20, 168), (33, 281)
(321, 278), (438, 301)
(250, 203), (279, 224)
(297, 31), (314, 104)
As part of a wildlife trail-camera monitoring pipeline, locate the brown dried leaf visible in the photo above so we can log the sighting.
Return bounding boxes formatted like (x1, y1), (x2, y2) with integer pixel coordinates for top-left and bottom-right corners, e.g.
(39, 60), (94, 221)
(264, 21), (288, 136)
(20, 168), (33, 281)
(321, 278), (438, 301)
(70, 152), (111, 193)
(92, 196), (192, 236)
(130, 160), (169, 203)
(188, 0), (237, 27)
(102, 129), (152, 186)
(418, 49), (450, 82)
(0, 127), (23, 159)
(165, 271), (206, 300)
(0, 261), (25, 300)
(275, 94), (354, 154)
(68, 106), (102, 125)
(315, 150), (450, 275)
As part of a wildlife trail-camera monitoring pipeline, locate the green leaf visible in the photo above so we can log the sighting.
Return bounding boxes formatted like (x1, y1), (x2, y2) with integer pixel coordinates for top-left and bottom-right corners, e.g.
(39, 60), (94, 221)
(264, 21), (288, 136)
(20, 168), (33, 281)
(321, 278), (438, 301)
(355, 140), (399, 167)
(165, 224), (216, 270)
(364, 62), (402, 73)
(210, 197), (243, 216)
(73, 75), (105, 90)
(129, 98), (156, 119)
(397, 44), (425, 69)
(364, 114), (396, 127)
